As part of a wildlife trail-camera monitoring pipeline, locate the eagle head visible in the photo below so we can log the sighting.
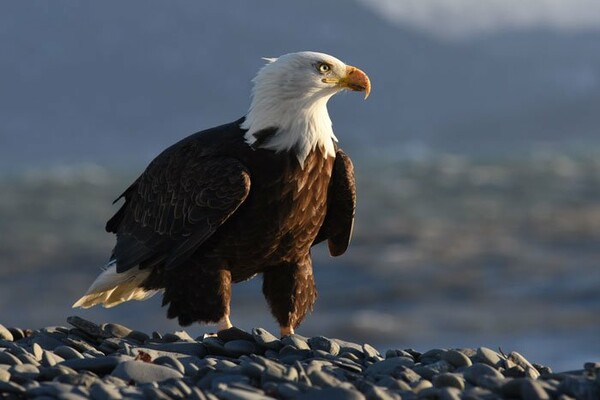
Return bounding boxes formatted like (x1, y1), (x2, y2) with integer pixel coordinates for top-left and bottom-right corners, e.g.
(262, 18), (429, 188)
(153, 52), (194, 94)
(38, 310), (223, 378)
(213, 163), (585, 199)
(242, 51), (371, 165)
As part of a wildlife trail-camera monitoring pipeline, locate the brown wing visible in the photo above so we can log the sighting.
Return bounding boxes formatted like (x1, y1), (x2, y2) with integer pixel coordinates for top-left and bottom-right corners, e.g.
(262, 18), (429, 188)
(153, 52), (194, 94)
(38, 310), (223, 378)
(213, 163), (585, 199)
(313, 149), (356, 256)
(106, 147), (251, 272)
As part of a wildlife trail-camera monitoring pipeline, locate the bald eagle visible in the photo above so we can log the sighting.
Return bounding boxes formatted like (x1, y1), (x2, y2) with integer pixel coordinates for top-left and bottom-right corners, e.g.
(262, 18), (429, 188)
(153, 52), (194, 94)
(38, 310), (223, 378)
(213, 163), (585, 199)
(74, 51), (370, 336)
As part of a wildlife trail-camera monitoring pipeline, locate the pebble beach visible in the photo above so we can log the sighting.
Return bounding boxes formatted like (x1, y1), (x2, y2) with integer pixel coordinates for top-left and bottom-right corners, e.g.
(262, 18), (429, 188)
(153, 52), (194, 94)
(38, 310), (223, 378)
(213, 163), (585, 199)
(0, 316), (598, 400)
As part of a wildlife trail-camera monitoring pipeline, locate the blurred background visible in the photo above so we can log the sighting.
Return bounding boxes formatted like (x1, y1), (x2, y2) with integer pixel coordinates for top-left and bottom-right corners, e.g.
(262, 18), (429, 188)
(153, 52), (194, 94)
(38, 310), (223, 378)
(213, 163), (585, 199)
(1, 0), (599, 371)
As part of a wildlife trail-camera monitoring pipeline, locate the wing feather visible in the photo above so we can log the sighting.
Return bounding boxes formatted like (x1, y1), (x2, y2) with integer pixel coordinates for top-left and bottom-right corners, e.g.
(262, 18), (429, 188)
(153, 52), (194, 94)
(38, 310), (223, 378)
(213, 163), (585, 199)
(108, 144), (251, 272)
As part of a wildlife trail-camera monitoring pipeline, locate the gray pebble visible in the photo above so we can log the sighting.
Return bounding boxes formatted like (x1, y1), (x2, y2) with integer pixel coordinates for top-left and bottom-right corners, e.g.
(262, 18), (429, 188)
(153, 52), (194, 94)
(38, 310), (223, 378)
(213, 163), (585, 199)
(463, 363), (503, 385)
(41, 350), (64, 367)
(127, 330), (150, 343)
(8, 363), (40, 381)
(0, 351), (23, 365)
(0, 368), (10, 382)
(218, 327), (255, 342)
(160, 333), (181, 343)
(417, 387), (440, 399)
(281, 335), (310, 351)
(215, 387), (273, 400)
(54, 345), (85, 360)
(0, 380), (26, 394)
(90, 381), (123, 400)
(101, 323), (132, 339)
(60, 355), (124, 374)
(210, 373), (251, 391)
(362, 344), (381, 359)
(225, 340), (262, 356)
(299, 387), (366, 400)
(365, 385), (398, 400)
(521, 379), (550, 400)
(112, 360), (184, 383)
(252, 328), (283, 351)
(277, 382), (301, 399)
(8, 327), (25, 341)
(413, 360), (452, 380)
(16, 352), (40, 366)
(366, 357), (415, 376)
(240, 360), (265, 379)
(438, 387), (461, 400)
(31, 343), (44, 361)
(144, 341), (207, 357)
(432, 373), (465, 390)
(67, 316), (108, 339)
(377, 376), (412, 391)
(420, 348), (446, 364)
(441, 350), (472, 368)
(37, 365), (77, 381)
(308, 336), (340, 356)
(476, 347), (503, 367)
(507, 351), (540, 379)
(309, 369), (343, 387)
(0, 324), (14, 341)
(154, 355), (185, 375)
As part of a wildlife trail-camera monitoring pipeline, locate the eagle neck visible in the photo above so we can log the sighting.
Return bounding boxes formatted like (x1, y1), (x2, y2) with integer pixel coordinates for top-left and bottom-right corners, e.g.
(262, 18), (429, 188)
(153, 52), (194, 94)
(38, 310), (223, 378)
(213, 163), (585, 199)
(241, 93), (337, 168)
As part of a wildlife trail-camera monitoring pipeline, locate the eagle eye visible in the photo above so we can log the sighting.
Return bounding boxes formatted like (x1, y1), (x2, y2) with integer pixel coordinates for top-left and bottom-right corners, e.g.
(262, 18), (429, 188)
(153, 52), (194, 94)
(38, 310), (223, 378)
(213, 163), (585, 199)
(317, 63), (331, 74)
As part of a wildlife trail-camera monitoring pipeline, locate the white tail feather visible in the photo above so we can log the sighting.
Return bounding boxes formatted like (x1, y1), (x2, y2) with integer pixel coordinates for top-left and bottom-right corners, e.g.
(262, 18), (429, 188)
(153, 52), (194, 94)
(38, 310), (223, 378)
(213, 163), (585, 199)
(72, 261), (158, 309)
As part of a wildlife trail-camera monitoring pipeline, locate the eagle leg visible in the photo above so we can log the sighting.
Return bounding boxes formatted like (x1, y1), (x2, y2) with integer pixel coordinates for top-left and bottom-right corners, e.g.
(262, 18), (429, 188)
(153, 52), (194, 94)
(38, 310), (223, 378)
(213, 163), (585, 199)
(262, 258), (317, 337)
(162, 265), (232, 327)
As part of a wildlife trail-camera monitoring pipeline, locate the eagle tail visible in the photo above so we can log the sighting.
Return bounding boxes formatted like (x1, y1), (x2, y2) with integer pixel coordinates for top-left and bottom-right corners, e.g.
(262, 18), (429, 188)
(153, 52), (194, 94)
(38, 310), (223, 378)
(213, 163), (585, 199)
(72, 260), (158, 309)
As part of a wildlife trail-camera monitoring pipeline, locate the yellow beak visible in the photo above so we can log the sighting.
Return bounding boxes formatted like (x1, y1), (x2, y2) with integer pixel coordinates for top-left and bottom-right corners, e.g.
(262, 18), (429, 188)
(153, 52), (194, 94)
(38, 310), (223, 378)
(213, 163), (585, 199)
(338, 65), (371, 99)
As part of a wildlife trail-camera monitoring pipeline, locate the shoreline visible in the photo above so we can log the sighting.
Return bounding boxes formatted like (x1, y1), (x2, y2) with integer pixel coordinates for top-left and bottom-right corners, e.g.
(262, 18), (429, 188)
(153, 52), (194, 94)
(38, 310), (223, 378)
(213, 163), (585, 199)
(0, 317), (598, 399)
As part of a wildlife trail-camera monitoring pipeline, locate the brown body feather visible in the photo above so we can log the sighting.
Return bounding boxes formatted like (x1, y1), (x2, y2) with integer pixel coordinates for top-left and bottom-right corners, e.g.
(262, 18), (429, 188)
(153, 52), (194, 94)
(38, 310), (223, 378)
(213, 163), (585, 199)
(101, 117), (355, 328)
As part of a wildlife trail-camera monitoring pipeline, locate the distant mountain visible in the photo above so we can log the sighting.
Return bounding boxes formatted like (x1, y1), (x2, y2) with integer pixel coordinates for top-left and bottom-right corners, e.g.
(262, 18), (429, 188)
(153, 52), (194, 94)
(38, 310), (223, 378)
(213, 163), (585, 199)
(1, 1), (599, 172)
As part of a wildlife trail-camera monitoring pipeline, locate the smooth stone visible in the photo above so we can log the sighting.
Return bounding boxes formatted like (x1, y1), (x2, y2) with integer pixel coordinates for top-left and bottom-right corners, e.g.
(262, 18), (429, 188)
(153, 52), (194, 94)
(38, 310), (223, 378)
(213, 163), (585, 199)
(126, 330), (150, 343)
(101, 323), (132, 339)
(240, 360), (265, 379)
(61, 355), (126, 374)
(420, 348), (446, 364)
(418, 387), (440, 398)
(8, 328), (25, 341)
(281, 335), (310, 350)
(224, 340), (262, 356)
(0, 324), (14, 341)
(432, 373), (466, 390)
(377, 376), (412, 391)
(215, 387), (273, 400)
(476, 347), (503, 367)
(277, 382), (301, 399)
(112, 360), (184, 383)
(16, 352), (40, 366)
(67, 316), (108, 339)
(0, 351), (23, 365)
(154, 355), (185, 375)
(90, 381), (123, 400)
(171, 379), (193, 397)
(41, 350), (64, 367)
(32, 332), (67, 351)
(173, 330), (194, 341)
(521, 379), (550, 400)
(252, 328), (282, 351)
(333, 340), (364, 358)
(298, 387), (366, 400)
(463, 363), (503, 385)
(55, 370), (99, 387)
(308, 337), (340, 356)
(507, 351), (540, 379)
(413, 361), (452, 380)
(411, 379), (433, 393)
(210, 374), (251, 391)
(365, 386), (397, 400)
(9, 363), (40, 380)
(37, 365), (78, 380)
(31, 343), (43, 361)
(0, 380), (26, 394)
(218, 327), (254, 343)
(0, 369), (10, 382)
(362, 344), (380, 359)
(308, 369), (343, 387)
(54, 345), (85, 360)
(366, 357), (415, 376)
(442, 350), (472, 368)
(438, 387), (461, 400)
(160, 333), (182, 343)
(143, 341), (207, 357)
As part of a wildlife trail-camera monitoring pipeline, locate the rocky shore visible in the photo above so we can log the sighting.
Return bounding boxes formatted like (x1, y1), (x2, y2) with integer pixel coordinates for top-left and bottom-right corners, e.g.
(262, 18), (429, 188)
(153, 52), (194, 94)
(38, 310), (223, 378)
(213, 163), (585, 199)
(0, 317), (598, 399)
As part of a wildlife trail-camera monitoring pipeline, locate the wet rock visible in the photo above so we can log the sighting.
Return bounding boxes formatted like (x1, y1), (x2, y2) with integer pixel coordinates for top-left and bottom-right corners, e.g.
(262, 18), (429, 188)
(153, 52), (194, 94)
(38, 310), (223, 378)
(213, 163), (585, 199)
(112, 360), (184, 383)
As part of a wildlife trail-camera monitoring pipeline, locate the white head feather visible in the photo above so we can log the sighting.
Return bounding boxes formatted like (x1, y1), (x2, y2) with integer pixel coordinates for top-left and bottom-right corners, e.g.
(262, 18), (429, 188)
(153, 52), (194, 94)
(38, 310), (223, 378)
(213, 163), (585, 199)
(241, 51), (351, 167)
